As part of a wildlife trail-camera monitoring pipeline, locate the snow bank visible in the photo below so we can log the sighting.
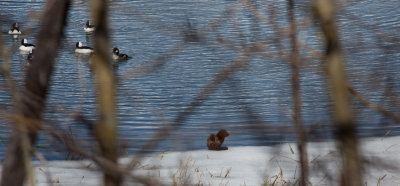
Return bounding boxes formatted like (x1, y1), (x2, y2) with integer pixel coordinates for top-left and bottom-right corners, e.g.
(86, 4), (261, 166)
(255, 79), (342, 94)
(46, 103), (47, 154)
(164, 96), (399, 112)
(27, 136), (400, 185)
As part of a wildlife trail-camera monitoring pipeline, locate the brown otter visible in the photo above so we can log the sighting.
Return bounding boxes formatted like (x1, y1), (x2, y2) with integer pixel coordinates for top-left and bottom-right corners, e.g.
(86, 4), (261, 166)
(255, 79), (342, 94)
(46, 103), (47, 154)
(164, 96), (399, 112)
(207, 129), (229, 150)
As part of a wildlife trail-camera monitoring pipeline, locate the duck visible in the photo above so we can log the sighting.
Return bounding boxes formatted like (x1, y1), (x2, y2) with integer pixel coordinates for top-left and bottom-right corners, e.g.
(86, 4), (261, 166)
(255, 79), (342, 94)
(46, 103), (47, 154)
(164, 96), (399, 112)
(19, 38), (35, 52)
(75, 42), (94, 54)
(84, 20), (95, 33)
(8, 23), (21, 39)
(112, 47), (132, 61)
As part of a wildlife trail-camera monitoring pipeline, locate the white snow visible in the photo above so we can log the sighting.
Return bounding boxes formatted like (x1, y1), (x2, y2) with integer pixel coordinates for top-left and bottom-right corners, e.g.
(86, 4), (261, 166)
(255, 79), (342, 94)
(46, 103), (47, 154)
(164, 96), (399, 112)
(25, 136), (400, 185)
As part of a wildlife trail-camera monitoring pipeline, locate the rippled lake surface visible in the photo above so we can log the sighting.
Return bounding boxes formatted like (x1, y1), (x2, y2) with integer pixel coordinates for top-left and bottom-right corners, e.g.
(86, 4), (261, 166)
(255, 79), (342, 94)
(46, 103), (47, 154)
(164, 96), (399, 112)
(0, 0), (399, 159)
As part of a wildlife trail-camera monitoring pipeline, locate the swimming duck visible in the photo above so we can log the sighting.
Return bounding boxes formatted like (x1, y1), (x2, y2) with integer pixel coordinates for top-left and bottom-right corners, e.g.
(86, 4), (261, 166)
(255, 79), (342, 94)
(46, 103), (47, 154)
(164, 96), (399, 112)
(84, 20), (95, 33)
(8, 23), (21, 39)
(75, 42), (94, 54)
(19, 38), (35, 52)
(112, 47), (132, 61)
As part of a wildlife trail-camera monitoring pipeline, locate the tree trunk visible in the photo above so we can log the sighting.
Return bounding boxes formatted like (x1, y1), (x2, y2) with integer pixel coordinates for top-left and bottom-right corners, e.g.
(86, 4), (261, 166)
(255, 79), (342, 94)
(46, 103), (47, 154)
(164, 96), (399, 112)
(313, 1), (362, 185)
(0, 1), (70, 186)
(90, 0), (121, 185)
(288, 0), (309, 185)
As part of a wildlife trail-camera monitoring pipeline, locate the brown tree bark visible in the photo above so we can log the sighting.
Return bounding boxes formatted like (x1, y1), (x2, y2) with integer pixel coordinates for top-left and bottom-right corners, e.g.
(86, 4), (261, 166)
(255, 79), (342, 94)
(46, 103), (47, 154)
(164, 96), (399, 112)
(288, 0), (309, 185)
(313, 0), (362, 185)
(0, 1), (70, 186)
(89, 0), (121, 185)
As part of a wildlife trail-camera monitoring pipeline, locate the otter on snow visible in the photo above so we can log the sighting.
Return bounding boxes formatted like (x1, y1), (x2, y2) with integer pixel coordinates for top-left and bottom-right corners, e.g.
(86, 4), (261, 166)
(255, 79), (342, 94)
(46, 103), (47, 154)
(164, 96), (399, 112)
(207, 129), (229, 151)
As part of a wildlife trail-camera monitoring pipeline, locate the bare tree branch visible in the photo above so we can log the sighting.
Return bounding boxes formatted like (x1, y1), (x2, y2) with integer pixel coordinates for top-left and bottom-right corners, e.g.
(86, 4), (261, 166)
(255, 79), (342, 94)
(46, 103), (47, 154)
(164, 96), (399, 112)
(0, 1), (70, 186)
(348, 84), (400, 123)
(90, 0), (121, 185)
(288, 0), (309, 185)
(313, 0), (362, 185)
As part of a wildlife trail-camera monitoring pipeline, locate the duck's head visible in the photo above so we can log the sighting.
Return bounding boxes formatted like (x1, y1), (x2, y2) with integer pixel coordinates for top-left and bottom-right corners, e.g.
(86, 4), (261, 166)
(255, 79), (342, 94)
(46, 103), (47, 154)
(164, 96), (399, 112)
(86, 20), (94, 27)
(113, 48), (119, 55)
(76, 42), (82, 48)
(21, 38), (27, 45)
(12, 23), (19, 29)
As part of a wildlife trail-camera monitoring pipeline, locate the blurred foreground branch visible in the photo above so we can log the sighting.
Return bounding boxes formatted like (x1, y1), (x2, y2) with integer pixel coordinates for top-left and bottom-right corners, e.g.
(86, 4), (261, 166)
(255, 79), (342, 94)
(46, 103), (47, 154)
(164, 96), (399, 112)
(313, 0), (362, 185)
(288, 0), (309, 185)
(41, 124), (166, 186)
(90, 0), (121, 185)
(348, 84), (400, 123)
(0, 1), (70, 186)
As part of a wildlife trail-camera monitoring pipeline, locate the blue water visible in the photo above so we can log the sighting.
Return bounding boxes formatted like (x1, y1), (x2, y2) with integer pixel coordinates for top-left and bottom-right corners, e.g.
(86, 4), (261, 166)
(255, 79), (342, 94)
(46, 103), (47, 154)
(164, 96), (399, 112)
(0, 0), (399, 160)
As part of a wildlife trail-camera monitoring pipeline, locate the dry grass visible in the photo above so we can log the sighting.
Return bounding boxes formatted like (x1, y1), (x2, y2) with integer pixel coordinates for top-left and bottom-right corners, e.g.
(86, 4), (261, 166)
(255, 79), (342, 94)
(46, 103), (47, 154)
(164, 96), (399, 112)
(171, 155), (296, 186)
(171, 156), (233, 186)
(264, 168), (292, 186)
(377, 174), (387, 186)
(173, 157), (195, 186)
